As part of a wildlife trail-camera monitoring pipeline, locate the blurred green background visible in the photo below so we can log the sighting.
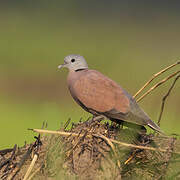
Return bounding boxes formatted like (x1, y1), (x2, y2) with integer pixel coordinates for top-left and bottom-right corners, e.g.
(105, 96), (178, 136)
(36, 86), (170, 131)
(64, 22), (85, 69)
(0, 1), (180, 149)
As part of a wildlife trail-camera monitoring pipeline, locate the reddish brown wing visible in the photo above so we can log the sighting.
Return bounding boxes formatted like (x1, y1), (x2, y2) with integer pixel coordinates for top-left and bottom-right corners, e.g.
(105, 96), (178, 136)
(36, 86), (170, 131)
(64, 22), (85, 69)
(73, 70), (130, 113)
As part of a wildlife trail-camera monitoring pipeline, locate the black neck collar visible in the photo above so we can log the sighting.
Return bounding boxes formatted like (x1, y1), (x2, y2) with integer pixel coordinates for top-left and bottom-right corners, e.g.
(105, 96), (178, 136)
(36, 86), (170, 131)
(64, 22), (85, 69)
(75, 68), (86, 72)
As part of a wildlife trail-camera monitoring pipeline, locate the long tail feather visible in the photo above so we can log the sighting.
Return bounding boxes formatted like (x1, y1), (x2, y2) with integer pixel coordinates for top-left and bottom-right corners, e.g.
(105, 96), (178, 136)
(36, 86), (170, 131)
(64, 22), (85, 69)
(147, 120), (165, 135)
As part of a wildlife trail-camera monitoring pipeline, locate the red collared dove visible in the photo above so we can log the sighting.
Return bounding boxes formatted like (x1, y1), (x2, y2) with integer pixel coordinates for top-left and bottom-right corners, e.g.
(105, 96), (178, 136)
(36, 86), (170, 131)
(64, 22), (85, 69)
(58, 54), (163, 133)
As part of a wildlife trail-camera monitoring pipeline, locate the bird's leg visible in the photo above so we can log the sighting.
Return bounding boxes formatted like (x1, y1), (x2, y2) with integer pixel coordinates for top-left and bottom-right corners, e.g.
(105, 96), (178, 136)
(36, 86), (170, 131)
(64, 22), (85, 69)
(86, 115), (105, 125)
(92, 115), (105, 122)
(109, 118), (124, 129)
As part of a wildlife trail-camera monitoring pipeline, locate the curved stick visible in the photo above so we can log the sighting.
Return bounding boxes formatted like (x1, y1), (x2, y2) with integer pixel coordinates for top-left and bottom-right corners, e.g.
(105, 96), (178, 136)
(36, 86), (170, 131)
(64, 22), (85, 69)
(29, 129), (180, 155)
(23, 154), (38, 180)
(136, 71), (180, 102)
(134, 61), (180, 98)
(158, 74), (180, 126)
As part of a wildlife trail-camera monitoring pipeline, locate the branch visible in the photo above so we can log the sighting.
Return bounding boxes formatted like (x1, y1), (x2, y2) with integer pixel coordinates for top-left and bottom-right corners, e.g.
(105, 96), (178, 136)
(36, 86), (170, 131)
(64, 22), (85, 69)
(133, 61), (180, 98)
(23, 153), (38, 180)
(158, 74), (180, 126)
(26, 166), (41, 180)
(136, 70), (180, 102)
(29, 129), (180, 155)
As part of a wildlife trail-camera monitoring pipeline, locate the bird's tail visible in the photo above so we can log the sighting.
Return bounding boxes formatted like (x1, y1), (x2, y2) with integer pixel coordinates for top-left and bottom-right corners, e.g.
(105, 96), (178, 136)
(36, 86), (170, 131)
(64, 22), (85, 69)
(147, 120), (165, 135)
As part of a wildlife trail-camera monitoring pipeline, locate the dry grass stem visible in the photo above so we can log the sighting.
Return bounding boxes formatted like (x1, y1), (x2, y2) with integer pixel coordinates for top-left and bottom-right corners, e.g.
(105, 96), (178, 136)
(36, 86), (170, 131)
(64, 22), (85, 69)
(111, 139), (174, 153)
(93, 134), (116, 153)
(26, 166), (41, 180)
(124, 154), (134, 165)
(23, 154), (38, 180)
(30, 129), (180, 155)
(158, 74), (180, 126)
(133, 61), (180, 98)
(30, 129), (77, 137)
(136, 70), (180, 102)
(93, 134), (121, 169)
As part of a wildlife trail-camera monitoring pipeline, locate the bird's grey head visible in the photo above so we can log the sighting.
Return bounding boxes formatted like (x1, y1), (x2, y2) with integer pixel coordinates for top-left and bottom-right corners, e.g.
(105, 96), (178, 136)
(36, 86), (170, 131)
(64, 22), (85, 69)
(58, 54), (88, 71)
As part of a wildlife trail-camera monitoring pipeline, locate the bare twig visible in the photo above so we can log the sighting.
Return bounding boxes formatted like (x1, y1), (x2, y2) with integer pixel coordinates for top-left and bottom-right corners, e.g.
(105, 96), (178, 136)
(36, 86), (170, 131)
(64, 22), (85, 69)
(23, 153), (38, 180)
(0, 148), (14, 156)
(11, 135), (42, 180)
(111, 139), (173, 153)
(124, 151), (136, 165)
(71, 130), (88, 152)
(4, 144), (17, 172)
(133, 61), (180, 98)
(29, 129), (180, 155)
(158, 74), (180, 126)
(64, 118), (71, 130)
(136, 70), (180, 102)
(9, 144), (34, 180)
(0, 145), (17, 171)
(93, 134), (116, 153)
(27, 166), (41, 180)
(28, 129), (76, 137)
(93, 134), (121, 169)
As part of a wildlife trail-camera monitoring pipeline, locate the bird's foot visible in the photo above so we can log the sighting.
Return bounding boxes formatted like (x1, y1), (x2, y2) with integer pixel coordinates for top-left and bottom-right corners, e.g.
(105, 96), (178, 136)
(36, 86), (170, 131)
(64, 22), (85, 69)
(86, 115), (105, 125)
(93, 115), (105, 122)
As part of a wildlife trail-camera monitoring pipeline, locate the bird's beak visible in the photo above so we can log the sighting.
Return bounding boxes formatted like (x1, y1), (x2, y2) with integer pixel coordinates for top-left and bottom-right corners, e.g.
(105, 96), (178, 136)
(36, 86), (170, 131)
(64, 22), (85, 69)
(58, 63), (65, 69)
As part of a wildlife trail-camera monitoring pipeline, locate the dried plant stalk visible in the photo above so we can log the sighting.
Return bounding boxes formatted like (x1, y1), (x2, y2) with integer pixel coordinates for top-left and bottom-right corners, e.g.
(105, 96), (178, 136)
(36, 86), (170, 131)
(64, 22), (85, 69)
(23, 154), (38, 180)
(26, 166), (41, 180)
(30, 129), (180, 155)
(133, 61), (180, 98)
(136, 70), (180, 102)
(158, 74), (180, 126)
(93, 134), (121, 169)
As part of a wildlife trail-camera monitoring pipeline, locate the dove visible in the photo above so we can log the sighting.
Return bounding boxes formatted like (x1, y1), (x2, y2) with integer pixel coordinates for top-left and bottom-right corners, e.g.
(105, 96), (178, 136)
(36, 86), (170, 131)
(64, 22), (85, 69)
(58, 54), (163, 133)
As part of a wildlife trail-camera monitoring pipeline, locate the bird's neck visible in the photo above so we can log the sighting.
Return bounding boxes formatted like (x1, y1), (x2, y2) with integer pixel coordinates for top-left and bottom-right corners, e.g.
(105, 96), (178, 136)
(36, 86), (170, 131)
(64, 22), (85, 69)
(67, 68), (88, 87)
(75, 68), (88, 72)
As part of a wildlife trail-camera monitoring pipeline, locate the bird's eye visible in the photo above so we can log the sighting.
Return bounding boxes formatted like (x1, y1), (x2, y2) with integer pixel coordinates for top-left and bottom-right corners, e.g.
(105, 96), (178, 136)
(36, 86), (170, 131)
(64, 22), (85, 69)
(71, 59), (75, 63)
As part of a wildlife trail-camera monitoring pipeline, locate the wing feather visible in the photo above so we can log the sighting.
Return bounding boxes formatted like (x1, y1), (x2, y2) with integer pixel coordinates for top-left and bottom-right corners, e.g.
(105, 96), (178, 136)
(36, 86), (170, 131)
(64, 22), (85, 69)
(72, 70), (130, 113)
